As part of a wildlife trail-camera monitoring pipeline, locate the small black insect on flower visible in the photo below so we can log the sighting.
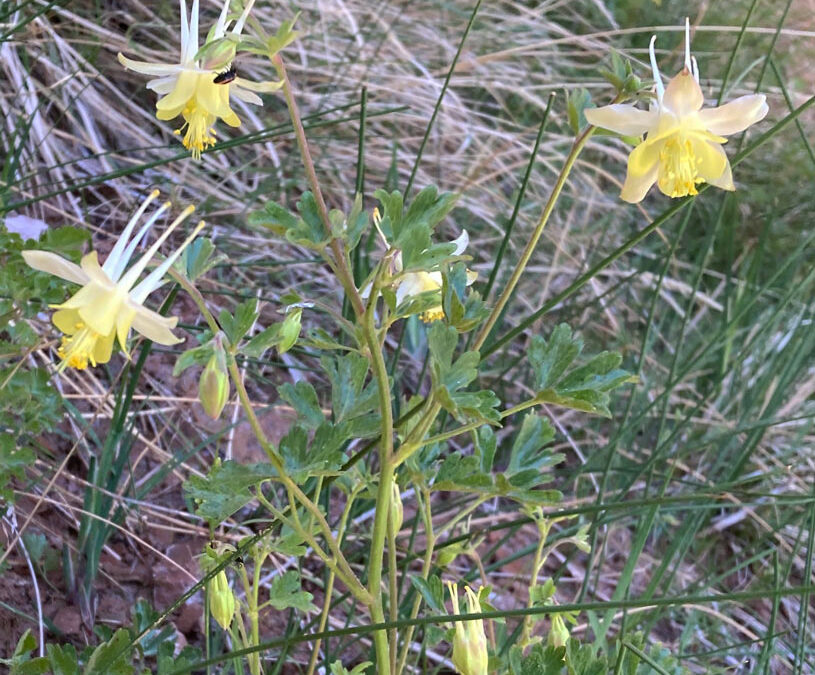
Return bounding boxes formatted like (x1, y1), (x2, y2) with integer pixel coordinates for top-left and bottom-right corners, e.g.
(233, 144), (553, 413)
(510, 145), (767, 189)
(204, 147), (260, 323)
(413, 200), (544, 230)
(213, 64), (237, 85)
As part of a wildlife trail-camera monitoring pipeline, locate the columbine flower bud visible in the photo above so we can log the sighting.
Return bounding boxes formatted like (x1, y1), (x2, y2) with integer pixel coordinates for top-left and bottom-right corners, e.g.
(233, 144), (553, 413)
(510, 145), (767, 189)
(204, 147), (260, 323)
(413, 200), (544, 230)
(447, 582), (489, 675)
(198, 35), (239, 72)
(389, 479), (403, 534)
(547, 613), (570, 649)
(199, 350), (229, 420)
(209, 569), (236, 630)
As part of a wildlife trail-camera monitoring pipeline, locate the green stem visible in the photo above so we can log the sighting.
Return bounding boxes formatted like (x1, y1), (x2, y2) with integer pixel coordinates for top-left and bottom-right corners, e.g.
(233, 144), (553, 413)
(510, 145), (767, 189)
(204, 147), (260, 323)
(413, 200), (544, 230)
(436, 496), (488, 540)
(387, 509), (398, 672)
(363, 287), (395, 674)
(239, 558), (261, 675)
(305, 486), (361, 675)
(522, 517), (551, 646)
(170, 268), (370, 606)
(472, 123), (599, 353)
(254, 490), (369, 606)
(392, 395), (543, 466)
(395, 488), (436, 675)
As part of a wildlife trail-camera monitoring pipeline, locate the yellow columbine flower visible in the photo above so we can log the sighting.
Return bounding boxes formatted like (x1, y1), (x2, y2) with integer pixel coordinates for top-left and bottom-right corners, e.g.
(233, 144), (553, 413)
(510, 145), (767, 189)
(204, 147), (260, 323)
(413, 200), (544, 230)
(22, 191), (204, 371)
(447, 582), (489, 675)
(364, 210), (476, 322)
(585, 19), (768, 203)
(118, 0), (281, 158)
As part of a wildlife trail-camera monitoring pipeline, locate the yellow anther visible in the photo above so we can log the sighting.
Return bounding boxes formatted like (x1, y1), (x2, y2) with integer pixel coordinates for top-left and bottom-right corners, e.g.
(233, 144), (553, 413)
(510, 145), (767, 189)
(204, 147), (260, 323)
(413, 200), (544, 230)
(56, 325), (102, 372)
(421, 308), (445, 323)
(657, 136), (703, 198)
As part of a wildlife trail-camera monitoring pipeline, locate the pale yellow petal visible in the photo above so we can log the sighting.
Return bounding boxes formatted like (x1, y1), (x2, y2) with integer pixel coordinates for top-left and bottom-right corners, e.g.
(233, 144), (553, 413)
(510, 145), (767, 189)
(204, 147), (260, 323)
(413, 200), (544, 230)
(697, 94), (768, 136)
(76, 288), (125, 337)
(394, 273), (426, 305)
(22, 250), (88, 285)
(130, 303), (182, 345)
(116, 306), (136, 356)
(424, 272), (443, 291)
(691, 137), (728, 185)
(79, 251), (115, 287)
(231, 87), (263, 106)
(197, 78), (237, 122)
(156, 70), (198, 117)
(232, 77), (283, 93)
(52, 308), (82, 335)
(662, 70), (704, 117)
(709, 159), (735, 191)
(584, 104), (657, 136)
(157, 105), (184, 121)
(620, 140), (662, 203)
(92, 330), (117, 365)
(118, 53), (181, 77)
(147, 76), (179, 95)
(451, 230), (469, 256)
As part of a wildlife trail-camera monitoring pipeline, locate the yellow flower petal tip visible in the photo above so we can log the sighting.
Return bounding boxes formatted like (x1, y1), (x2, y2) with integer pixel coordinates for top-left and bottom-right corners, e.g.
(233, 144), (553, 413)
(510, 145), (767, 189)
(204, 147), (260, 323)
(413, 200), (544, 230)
(118, 0), (275, 159)
(23, 192), (203, 372)
(586, 17), (768, 203)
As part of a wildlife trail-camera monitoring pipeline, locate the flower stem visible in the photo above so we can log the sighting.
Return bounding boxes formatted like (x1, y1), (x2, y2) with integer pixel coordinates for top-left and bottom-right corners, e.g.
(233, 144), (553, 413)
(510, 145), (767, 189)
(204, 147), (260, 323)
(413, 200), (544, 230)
(272, 54), (365, 319)
(387, 512), (398, 672)
(306, 486), (361, 675)
(522, 516), (552, 646)
(395, 488), (435, 675)
(472, 125), (597, 352)
(363, 285), (395, 674)
(170, 268), (370, 605)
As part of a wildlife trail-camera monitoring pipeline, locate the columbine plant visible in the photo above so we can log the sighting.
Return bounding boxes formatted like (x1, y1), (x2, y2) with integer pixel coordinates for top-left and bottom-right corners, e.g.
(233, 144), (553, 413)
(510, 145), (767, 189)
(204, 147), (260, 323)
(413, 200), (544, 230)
(12, 9), (777, 675)
(585, 18), (768, 202)
(22, 190), (203, 370)
(118, 0), (281, 158)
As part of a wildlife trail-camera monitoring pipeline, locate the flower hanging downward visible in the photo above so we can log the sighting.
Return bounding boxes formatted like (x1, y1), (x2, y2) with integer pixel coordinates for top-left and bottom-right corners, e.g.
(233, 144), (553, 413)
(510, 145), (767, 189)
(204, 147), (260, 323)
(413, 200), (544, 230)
(118, 0), (282, 158)
(22, 191), (204, 371)
(447, 582), (489, 675)
(585, 18), (768, 203)
(364, 209), (477, 323)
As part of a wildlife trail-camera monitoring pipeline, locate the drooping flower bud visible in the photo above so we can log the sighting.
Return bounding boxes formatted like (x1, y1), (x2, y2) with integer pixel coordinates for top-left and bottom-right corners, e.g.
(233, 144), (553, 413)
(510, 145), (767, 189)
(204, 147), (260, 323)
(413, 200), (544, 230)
(198, 35), (239, 72)
(447, 582), (489, 675)
(208, 569), (236, 630)
(199, 346), (229, 420)
(389, 479), (403, 534)
(547, 613), (570, 649)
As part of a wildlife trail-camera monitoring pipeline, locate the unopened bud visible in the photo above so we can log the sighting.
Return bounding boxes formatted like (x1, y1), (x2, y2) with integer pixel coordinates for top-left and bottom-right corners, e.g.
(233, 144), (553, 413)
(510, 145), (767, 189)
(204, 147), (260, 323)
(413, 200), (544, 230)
(389, 479), (403, 534)
(278, 307), (302, 355)
(209, 569), (236, 630)
(199, 353), (229, 420)
(447, 582), (488, 675)
(197, 35), (239, 71)
(547, 613), (570, 649)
